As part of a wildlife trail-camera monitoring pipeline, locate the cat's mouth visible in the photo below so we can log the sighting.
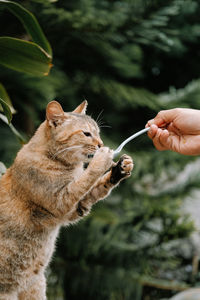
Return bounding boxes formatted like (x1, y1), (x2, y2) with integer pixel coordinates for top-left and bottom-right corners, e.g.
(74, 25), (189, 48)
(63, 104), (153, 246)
(87, 154), (94, 159)
(83, 153), (94, 169)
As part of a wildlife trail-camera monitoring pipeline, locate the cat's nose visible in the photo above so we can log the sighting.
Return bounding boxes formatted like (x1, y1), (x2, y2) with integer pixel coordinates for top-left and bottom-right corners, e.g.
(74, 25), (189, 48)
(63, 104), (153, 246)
(98, 141), (104, 148)
(93, 138), (103, 148)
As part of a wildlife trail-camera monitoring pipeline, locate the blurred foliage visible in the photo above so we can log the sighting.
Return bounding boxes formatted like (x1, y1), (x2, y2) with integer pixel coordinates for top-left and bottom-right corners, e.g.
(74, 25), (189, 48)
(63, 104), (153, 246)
(1, 0), (200, 299)
(0, 0), (53, 144)
(0, 0), (52, 75)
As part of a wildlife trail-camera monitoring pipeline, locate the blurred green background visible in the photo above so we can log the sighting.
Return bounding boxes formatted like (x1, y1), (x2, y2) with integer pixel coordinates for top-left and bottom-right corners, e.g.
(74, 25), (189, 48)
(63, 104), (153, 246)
(1, 0), (200, 299)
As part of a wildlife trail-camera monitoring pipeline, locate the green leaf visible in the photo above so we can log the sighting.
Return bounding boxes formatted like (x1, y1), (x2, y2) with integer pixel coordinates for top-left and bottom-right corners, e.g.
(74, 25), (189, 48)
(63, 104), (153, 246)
(0, 161), (6, 177)
(0, 0), (52, 57)
(31, 0), (58, 2)
(0, 82), (15, 113)
(0, 97), (12, 123)
(0, 113), (26, 144)
(0, 37), (52, 76)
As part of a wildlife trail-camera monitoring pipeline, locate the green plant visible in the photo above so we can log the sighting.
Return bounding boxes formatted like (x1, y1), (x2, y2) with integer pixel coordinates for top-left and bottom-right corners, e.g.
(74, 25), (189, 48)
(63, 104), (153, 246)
(0, 0), (53, 143)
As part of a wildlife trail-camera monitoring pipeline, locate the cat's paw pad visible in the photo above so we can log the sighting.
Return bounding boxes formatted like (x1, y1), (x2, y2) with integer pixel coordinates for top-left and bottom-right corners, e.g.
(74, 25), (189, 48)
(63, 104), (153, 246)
(119, 155), (134, 176)
(110, 154), (133, 184)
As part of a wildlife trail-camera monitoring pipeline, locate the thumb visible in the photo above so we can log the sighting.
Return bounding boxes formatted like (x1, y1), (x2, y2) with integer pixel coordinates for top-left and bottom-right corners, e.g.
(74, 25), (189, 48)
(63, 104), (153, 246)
(154, 109), (178, 127)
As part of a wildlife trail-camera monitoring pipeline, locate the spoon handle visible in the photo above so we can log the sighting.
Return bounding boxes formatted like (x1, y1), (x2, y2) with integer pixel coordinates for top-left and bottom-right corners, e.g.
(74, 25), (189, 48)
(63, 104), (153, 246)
(113, 127), (150, 158)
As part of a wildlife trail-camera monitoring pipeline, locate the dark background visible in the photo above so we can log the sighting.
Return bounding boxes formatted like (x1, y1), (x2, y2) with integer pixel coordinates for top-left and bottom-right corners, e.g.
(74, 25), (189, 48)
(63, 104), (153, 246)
(1, 1), (200, 299)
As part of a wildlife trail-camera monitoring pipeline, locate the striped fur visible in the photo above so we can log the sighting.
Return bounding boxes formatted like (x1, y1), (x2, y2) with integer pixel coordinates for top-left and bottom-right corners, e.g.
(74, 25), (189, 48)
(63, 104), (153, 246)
(0, 101), (133, 299)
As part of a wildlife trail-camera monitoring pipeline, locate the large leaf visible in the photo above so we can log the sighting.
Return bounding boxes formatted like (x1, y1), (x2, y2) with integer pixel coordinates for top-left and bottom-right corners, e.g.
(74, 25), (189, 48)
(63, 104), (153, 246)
(0, 113), (26, 144)
(0, 37), (52, 76)
(0, 97), (12, 123)
(0, 161), (6, 177)
(0, 83), (15, 113)
(31, 0), (58, 2)
(0, 0), (52, 57)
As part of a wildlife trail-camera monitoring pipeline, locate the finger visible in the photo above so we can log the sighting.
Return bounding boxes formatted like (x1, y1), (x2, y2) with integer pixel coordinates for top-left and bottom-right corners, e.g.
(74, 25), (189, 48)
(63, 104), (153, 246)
(167, 122), (182, 135)
(146, 118), (155, 127)
(148, 124), (158, 139)
(159, 129), (171, 149)
(146, 108), (178, 128)
(152, 129), (169, 151)
(154, 109), (178, 127)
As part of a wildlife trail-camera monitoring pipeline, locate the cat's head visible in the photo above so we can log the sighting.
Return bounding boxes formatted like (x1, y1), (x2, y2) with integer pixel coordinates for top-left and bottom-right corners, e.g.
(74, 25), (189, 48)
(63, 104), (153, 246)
(45, 100), (103, 165)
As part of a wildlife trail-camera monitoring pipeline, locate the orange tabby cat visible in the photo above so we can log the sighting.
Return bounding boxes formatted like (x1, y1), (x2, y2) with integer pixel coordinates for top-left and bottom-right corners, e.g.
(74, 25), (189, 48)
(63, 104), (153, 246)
(0, 101), (133, 300)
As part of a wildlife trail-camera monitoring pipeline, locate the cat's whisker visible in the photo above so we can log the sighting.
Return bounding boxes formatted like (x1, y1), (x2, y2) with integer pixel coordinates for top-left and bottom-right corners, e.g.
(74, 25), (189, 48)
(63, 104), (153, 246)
(97, 121), (104, 127)
(53, 146), (82, 158)
(96, 109), (104, 124)
(99, 125), (112, 129)
(97, 117), (106, 127)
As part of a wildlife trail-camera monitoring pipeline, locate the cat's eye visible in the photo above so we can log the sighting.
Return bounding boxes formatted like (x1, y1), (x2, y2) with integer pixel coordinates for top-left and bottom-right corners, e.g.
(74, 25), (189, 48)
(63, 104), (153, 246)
(83, 131), (92, 137)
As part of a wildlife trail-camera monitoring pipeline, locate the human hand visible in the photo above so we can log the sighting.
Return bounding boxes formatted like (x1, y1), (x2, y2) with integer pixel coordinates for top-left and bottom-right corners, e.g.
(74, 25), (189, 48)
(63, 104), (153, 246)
(146, 108), (200, 155)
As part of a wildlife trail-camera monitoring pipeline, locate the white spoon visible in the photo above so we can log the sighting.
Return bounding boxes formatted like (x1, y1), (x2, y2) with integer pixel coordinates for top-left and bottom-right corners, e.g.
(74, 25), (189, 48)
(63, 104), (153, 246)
(113, 127), (150, 158)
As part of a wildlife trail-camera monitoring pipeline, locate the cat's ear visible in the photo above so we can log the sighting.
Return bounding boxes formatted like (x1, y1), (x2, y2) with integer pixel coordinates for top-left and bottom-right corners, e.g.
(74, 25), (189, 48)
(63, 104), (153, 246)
(46, 101), (65, 127)
(72, 100), (88, 114)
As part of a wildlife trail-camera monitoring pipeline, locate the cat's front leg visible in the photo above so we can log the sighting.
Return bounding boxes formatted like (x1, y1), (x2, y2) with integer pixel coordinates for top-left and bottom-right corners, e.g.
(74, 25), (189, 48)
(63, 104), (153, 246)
(68, 155), (134, 220)
(67, 147), (114, 205)
(90, 154), (134, 201)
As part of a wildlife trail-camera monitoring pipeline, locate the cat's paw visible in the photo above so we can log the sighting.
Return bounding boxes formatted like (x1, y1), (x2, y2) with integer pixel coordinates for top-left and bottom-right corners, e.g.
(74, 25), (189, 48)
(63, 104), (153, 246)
(119, 154), (134, 175)
(110, 154), (134, 184)
(90, 147), (114, 174)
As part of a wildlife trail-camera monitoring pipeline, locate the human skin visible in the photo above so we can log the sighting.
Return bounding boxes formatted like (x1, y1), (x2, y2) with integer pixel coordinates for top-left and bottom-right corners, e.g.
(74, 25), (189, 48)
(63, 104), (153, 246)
(146, 108), (200, 155)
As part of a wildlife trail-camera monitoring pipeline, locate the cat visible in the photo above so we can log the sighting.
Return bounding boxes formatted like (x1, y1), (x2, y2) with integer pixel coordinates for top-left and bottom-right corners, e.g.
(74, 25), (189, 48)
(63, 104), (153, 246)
(0, 100), (133, 300)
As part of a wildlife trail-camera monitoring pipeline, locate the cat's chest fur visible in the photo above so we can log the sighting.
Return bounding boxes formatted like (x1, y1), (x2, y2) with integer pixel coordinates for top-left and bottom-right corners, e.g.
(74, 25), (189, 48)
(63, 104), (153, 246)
(72, 162), (85, 180)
